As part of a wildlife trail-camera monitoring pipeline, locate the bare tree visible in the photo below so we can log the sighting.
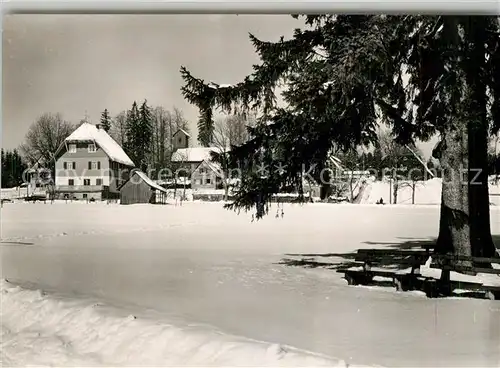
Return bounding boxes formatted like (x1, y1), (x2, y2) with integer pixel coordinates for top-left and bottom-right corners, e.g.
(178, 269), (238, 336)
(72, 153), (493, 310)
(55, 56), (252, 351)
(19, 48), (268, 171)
(165, 106), (190, 170)
(212, 119), (231, 200)
(225, 112), (255, 147)
(110, 111), (128, 147)
(151, 106), (170, 172)
(20, 113), (74, 168)
(377, 130), (409, 204)
(145, 105), (192, 197)
(171, 107), (189, 132)
(211, 113), (255, 200)
(397, 145), (431, 204)
(398, 179), (422, 205)
(488, 133), (500, 183)
(378, 130), (428, 204)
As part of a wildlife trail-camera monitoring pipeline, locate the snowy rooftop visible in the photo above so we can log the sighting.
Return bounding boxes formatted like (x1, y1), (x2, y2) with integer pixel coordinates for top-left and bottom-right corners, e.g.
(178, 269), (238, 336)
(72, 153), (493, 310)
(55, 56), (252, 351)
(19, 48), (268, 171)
(195, 159), (223, 177)
(131, 170), (167, 193)
(173, 129), (190, 138)
(64, 123), (134, 167)
(171, 147), (224, 163)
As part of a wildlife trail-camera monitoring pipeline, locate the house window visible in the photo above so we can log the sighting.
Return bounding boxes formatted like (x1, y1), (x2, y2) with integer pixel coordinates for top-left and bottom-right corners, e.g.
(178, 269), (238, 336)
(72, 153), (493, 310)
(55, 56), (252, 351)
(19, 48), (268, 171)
(88, 144), (96, 153)
(84, 179), (90, 186)
(68, 144), (76, 153)
(96, 178), (102, 186)
(206, 178), (211, 184)
(83, 193), (88, 199)
(178, 137), (182, 143)
(88, 161), (99, 170)
(68, 179), (74, 186)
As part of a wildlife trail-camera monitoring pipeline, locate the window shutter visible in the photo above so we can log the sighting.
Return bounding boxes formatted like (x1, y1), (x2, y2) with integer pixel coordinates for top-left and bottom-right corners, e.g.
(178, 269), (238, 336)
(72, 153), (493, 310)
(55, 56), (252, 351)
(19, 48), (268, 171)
(72, 162), (76, 170)
(97, 161), (101, 170)
(63, 162), (67, 169)
(88, 161), (91, 170)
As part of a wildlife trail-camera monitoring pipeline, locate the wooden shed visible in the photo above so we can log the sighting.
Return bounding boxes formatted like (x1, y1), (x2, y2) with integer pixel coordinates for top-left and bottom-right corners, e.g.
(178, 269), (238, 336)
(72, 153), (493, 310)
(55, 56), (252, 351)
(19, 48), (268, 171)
(119, 170), (168, 205)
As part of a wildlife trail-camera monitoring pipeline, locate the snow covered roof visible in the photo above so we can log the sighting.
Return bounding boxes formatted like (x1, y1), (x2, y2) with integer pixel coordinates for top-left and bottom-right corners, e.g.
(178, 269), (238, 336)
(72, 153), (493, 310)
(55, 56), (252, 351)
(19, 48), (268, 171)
(171, 147), (223, 163)
(173, 128), (190, 138)
(194, 160), (223, 177)
(63, 123), (134, 167)
(130, 170), (168, 193)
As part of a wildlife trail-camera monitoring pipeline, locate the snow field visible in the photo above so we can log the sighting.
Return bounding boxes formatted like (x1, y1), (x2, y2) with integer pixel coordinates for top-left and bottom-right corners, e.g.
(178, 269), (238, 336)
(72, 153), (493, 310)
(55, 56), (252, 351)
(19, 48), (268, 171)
(0, 279), (355, 367)
(2, 202), (500, 367)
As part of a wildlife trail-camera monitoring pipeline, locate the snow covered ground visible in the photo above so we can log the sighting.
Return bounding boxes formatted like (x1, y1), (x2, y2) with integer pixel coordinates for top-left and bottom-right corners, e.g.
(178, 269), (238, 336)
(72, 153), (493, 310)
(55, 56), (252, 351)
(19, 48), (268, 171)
(1, 202), (500, 367)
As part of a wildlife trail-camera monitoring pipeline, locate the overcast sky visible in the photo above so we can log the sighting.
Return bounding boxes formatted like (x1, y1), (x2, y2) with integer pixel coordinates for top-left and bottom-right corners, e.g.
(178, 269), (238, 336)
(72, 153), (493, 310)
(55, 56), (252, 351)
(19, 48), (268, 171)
(3, 14), (436, 157)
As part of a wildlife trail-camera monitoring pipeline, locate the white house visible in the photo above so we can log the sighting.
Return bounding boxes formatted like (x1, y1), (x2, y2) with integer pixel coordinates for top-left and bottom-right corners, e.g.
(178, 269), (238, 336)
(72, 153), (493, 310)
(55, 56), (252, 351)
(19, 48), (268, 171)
(53, 122), (135, 200)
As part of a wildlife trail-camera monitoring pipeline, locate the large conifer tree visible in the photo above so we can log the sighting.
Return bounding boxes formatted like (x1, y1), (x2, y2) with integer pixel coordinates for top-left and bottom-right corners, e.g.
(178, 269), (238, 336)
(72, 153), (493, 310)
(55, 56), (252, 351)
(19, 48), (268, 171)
(138, 100), (153, 171)
(181, 15), (500, 264)
(125, 101), (141, 167)
(100, 109), (112, 132)
(1, 149), (27, 188)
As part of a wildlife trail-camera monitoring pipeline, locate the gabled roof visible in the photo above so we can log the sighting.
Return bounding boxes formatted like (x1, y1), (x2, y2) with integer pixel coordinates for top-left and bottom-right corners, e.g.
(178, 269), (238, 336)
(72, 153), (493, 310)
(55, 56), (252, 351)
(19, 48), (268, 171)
(61, 123), (134, 166)
(171, 147), (222, 163)
(194, 159), (223, 177)
(173, 128), (190, 138)
(118, 170), (167, 193)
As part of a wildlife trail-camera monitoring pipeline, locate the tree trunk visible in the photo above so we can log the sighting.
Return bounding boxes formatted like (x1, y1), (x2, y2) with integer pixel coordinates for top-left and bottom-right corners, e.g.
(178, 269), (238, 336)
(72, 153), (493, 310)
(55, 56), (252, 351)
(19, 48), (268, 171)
(411, 183), (416, 205)
(224, 181), (229, 201)
(349, 177), (354, 202)
(393, 180), (398, 204)
(436, 122), (471, 263)
(467, 90), (496, 260)
(436, 17), (497, 264)
(464, 17), (496, 260)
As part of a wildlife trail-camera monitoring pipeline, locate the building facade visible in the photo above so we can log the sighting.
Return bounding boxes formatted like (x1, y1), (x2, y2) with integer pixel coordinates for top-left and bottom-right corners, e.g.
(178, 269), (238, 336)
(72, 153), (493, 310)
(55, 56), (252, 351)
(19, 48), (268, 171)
(54, 122), (135, 200)
(191, 160), (223, 190)
(172, 129), (190, 151)
(170, 129), (230, 191)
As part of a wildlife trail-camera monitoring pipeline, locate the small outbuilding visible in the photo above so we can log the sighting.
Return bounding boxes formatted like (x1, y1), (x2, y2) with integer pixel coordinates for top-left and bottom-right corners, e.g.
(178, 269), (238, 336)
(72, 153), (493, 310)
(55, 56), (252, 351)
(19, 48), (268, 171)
(119, 170), (168, 205)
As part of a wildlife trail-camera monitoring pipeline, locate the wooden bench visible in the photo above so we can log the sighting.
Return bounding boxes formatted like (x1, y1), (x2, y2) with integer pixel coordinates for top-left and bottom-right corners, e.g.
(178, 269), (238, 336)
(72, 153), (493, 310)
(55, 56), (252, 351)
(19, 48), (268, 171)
(24, 194), (47, 203)
(425, 254), (500, 300)
(338, 248), (432, 291)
